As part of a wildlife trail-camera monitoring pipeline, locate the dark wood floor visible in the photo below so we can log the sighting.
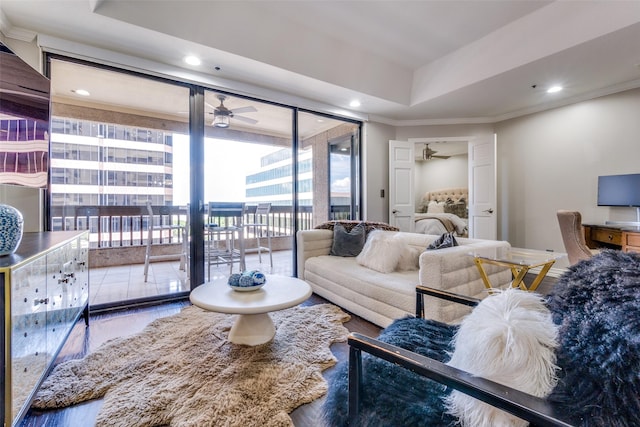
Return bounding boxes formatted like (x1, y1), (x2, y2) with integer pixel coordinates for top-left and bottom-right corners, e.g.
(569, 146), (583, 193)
(18, 293), (380, 427)
(20, 273), (558, 427)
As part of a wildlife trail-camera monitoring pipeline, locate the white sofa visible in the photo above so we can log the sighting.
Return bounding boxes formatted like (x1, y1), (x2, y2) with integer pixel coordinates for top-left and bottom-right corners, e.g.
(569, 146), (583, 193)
(297, 229), (512, 327)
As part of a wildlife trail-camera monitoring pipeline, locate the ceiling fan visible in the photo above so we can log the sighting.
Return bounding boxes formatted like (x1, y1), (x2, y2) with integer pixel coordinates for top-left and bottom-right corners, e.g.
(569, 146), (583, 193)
(420, 143), (450, 161)
(206, 95), (258, 128)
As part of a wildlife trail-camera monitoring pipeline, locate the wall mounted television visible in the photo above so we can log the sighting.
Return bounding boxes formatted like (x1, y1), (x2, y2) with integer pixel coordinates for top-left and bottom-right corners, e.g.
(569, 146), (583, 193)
(597, 173), (640, 224)
(597, 174), (640, 207)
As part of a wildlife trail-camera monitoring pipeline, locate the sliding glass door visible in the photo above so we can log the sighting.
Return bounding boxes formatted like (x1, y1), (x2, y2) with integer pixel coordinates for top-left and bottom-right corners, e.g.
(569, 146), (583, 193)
(48, 57), (192, 308)
(47, 55), (362, 309)
(202, 90), (294, 282)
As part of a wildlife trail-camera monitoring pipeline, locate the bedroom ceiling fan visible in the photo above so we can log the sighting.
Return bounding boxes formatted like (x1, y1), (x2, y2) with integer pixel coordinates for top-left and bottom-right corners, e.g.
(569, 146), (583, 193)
(420, 143), (451, 161)
(207, 95), (258, 128)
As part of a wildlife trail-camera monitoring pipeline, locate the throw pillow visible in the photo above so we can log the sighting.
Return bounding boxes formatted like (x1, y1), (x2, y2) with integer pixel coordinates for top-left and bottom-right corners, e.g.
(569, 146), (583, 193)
(426, 232), (458, 250)
(445, 289), (559, 427)
(426, 201), (445, 214)
(356, 230), (403, 273)
(329, 222), (365, 257)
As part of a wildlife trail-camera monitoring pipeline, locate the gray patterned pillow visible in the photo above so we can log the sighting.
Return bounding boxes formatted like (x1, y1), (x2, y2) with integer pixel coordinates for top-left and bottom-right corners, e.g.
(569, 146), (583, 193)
(329, 222), (366, 257)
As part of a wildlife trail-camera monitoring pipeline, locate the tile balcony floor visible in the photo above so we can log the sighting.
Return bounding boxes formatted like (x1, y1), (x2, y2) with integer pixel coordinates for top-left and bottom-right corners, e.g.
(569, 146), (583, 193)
(90, 250), (294, 306)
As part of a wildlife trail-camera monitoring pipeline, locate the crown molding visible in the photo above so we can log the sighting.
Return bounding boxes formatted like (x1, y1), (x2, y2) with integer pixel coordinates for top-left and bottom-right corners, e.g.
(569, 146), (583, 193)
(0, 17), (37, 42)
(371, 78), (640, 127)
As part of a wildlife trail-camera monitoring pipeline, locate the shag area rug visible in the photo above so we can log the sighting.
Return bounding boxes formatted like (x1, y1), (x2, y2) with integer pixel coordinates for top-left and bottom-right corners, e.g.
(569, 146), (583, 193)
(32, 303), (350, 427)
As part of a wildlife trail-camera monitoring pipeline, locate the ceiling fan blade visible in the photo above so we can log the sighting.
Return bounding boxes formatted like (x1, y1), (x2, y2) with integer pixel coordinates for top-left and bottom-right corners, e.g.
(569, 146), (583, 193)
(232, 106), (257, 114)
(432, 155), (451, 159)
(233, 115), (259, 125)
(204, 101), (217, 110)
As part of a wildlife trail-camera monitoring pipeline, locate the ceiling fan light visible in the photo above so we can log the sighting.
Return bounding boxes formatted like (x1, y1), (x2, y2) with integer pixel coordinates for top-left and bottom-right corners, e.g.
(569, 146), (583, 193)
(214, 114), (230, 128)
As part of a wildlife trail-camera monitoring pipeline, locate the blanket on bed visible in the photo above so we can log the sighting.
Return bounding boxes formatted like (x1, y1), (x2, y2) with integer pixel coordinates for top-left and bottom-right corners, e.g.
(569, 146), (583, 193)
(414, 214), (456, 233)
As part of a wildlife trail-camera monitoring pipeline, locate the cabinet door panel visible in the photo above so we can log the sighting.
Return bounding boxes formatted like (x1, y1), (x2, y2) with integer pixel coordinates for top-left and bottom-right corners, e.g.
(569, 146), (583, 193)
(10, 259), (48, 421)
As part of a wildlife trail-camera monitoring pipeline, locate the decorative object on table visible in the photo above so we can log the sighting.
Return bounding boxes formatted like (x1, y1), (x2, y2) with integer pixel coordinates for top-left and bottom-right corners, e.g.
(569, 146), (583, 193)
(228, 270), (267, 291)
(0, 203), (24, 256)
(32, 304), (350, 427)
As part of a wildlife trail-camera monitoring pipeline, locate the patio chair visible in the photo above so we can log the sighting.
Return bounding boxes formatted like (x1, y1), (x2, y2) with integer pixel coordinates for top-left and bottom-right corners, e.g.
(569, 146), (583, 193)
(206, 201), (246, 278)
(144, 202), (187, 282)
(243, 202), (273, 270)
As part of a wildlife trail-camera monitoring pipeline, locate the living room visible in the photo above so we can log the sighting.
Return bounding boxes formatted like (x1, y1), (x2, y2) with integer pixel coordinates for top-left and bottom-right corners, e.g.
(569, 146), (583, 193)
(2, 1), (640, 426)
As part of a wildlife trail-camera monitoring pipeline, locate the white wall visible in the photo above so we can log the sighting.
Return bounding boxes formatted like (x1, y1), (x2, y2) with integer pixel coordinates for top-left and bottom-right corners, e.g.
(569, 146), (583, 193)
(0, 184), (45, 232)
(1, 37), (42, 72)
(414, 154), (468, 210)
(362, 121), (395, 222)
(494, 87), (640, 252)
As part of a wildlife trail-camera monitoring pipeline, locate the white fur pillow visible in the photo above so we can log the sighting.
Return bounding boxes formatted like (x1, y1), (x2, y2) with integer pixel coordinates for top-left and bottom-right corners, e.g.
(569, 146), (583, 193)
(356, 231), (402, 273)
(445, 289), (559, 427)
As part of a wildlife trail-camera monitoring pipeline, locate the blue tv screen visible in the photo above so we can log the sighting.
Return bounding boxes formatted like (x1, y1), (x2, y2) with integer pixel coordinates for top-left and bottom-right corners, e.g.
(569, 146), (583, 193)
(597, 174), (640, 207)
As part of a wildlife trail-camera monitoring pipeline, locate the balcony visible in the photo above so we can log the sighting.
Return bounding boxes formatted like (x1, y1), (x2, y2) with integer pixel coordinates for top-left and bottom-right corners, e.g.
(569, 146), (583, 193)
(50, 204), (352, 268)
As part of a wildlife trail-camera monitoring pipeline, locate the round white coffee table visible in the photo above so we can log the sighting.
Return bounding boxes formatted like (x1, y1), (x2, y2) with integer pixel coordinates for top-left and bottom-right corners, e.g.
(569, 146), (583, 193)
(189, 275), (312, 346)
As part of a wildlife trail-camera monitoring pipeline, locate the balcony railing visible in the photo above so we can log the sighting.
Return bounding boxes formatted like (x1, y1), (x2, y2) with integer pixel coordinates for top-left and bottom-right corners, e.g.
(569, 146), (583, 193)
(50, 205), (318, 248)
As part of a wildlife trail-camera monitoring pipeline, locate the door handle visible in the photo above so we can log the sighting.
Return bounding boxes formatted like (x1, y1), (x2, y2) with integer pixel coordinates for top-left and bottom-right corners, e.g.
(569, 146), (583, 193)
(483, 208), (494, 214)
(392, 209), (399, 214)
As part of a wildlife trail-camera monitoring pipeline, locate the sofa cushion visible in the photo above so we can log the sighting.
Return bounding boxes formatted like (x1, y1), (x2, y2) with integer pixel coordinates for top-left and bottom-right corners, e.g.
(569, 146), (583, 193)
(329, 222), (365, 257)
(304, 255), (417, 312)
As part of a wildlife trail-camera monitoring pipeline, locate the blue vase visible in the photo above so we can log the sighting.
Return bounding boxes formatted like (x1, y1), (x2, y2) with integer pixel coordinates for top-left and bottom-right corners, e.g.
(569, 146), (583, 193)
(0, 204), (24, 256)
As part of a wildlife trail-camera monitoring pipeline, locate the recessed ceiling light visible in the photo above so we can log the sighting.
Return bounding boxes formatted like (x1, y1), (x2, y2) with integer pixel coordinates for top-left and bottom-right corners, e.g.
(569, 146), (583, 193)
(349, 100), (361, 108)
(317, 119), (324, 123)
(72, 89), (90, 96)
(547, 85), (563, 94)
(184, 55), (201, 66)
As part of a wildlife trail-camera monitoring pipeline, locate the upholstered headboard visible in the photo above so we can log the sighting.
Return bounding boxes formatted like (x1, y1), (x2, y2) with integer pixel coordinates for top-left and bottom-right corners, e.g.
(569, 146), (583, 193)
(422, 188), (468, 204)
(419, 187), (469, 217)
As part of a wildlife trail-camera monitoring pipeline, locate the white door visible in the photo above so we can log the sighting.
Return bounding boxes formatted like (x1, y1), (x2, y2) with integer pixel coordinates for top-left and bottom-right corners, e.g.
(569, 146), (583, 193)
(388, 140), (415, 231)
(468, 135), (497, 239)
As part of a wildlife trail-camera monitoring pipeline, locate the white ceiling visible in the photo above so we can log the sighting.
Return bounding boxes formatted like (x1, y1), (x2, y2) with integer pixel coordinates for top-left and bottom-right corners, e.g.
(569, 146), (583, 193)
(1, 0), (640, 125)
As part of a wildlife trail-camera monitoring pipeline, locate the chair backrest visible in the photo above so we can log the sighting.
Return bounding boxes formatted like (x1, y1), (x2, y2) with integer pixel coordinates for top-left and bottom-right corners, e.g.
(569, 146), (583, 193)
(209, 202), (245, 227)
(255, 202), (271, 216)
(557, 210), (593, 265)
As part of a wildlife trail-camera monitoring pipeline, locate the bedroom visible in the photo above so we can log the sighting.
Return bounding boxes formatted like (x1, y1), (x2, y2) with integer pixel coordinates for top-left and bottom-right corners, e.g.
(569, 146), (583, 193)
(404, 139), (471, 237)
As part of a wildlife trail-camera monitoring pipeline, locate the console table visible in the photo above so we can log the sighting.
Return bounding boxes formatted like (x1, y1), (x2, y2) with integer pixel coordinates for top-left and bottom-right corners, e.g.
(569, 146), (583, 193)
(583, 224), (640, 253)
(1, 231), (89, 427)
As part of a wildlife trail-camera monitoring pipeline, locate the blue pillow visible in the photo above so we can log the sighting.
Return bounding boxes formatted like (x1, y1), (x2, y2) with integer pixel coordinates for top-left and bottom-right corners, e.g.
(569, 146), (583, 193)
(329, 222), (366, 257)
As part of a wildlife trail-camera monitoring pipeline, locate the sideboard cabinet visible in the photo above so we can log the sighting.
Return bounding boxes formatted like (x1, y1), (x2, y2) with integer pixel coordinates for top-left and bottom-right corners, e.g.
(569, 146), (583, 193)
(583, 223), (640, 253)
(1, 231), (89, 427)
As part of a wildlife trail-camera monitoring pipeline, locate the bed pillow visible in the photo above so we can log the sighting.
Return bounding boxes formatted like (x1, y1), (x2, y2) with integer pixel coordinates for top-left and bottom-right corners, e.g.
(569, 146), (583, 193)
(329, 222), (366, 257)
(356, 230), (403, 273)
(444, 201), (467, 218)
(445, 289), (559, 427)
(426, 201), (445, 214)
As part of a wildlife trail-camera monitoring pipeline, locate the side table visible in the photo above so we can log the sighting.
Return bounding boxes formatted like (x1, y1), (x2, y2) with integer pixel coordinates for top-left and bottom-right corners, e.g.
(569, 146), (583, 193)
(470, 248), (565, 292)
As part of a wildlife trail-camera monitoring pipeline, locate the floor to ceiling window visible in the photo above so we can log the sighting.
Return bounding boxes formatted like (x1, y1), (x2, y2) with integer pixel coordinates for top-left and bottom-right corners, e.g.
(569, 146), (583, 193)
(47, 55), (361, 310)
(48, 58), (191, 308)
(297, 111), (361, 226)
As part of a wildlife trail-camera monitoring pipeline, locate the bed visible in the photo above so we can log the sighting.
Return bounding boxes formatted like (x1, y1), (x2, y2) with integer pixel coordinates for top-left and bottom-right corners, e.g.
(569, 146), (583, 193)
(414, 187), (468, 237)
